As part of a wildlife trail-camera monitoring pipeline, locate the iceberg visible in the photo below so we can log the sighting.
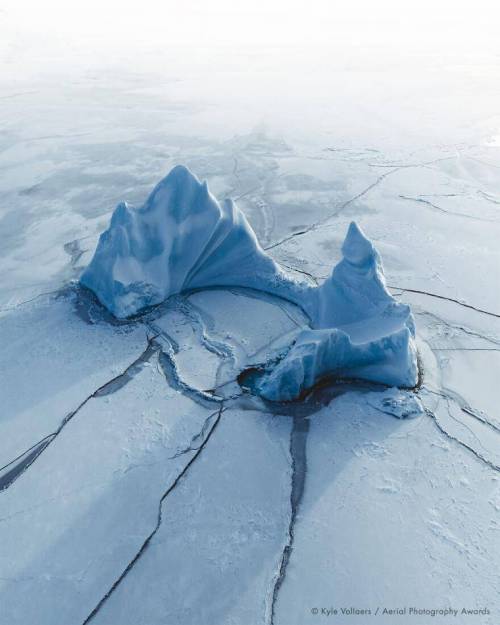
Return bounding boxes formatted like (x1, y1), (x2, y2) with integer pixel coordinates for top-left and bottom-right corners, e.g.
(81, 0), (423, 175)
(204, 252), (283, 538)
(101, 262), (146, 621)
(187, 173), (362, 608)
(255, 222), (418, 400)
(80, 165), (308, 319)
(81, 166), (418, 400)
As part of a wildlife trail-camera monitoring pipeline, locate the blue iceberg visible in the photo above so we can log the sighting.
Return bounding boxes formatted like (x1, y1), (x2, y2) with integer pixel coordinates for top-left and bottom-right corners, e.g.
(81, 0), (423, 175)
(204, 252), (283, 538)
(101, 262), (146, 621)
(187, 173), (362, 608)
(81, 166), (418, 399)
(80, 165), (308, 319)
(256, 222), (417, 400)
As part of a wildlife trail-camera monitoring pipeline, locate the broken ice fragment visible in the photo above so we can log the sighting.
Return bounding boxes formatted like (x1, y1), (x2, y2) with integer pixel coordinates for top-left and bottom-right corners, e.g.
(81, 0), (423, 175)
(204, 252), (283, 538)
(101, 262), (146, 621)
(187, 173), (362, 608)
(366, 388), (424, 419)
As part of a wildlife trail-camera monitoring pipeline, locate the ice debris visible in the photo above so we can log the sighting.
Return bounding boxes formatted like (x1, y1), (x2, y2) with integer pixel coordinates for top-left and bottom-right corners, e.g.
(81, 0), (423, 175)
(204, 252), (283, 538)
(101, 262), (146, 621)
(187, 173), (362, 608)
(81, 165), (418, 400)
(366, 388), (424, 419)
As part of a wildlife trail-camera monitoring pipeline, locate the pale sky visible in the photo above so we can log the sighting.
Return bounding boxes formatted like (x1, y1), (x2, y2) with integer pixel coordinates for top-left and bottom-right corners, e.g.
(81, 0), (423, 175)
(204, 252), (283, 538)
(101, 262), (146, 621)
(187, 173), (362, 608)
(1, 0), (499, 48)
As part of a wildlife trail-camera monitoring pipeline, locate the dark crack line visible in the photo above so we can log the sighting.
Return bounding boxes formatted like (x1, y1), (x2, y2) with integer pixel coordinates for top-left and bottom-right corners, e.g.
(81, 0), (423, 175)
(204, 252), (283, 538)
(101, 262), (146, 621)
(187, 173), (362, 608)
(82, 404), (225, 625)
(421, 193), (461, 197)
(269, 416), (309, 624)
(178, 299), (234, 361)
(21, 131), (94, 143)
(147, 306), (228, 403)
(425, 388), (500, 436)
(414, 309), (500, 346)
(157, 342), (223, 406)
(232, 156), (241, 189)
(443, 400), (493, 454)
(0, 434), (55, 477)
(477, 189), (500, 205)
(0, 435), (56, 491)
(325, 147), (379, 154)
(264, 168), (401, 252)
(460, 404), (500, 434)
(274, 303), (305, 330)
(168, 409), (221, 459)
(0, 287), (63, 314)
(203, 375), (244, 398)
(148, 300), (234, 382)
(398, 194), (498, 223)
(94, 339), (159, 397)
(366, 155), (455, 169)
(424, 408), (500, 473)
(0, 334), (159, 492)
(277, 260), (319, 285)
(0, 90), (39, 100)
(389, 285), (500, 319)
(433, 348), (500, 351)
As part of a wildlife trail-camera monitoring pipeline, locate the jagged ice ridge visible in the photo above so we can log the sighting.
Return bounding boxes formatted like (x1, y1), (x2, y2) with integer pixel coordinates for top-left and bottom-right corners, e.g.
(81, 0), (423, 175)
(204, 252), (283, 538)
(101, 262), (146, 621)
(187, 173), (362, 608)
(81, 165), (418, 400)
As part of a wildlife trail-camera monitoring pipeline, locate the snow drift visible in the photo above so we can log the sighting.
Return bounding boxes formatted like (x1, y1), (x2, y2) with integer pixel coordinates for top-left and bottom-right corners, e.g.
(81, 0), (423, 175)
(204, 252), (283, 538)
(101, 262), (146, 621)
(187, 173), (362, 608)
(81, 166), (418, 399)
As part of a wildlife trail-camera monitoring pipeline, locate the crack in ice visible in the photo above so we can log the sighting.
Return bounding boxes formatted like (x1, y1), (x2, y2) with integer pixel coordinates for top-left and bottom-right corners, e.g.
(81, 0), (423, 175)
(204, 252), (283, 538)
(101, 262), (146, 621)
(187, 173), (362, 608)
(0, 334), (159, 492)
(415, 309), (500, 347)
(269, 416), (309, 625)
(424, 407), (500, 473)
(399, 194), (499, 223)
(264, 168), (401, 252)
(389, 286), (500, 319)
(425, 388), (500, 436)
(81, 404), (225, 625)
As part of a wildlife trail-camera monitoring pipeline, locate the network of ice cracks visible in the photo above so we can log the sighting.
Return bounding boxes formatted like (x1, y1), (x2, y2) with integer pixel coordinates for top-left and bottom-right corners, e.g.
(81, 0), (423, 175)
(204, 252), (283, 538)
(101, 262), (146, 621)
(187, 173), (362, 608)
(80, 165), (418, 401)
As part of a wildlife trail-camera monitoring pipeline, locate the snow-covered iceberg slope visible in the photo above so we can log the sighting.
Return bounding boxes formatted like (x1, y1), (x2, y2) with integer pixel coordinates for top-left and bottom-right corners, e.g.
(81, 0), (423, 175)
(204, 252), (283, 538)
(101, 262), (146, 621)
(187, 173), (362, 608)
(81, 166), (418, 399)
(80, 165), (305, 319)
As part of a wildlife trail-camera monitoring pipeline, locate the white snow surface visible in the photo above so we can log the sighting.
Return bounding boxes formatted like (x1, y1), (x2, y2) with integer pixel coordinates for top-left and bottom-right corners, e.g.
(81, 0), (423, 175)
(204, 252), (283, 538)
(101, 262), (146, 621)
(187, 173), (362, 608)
(89, 408), (292, 625)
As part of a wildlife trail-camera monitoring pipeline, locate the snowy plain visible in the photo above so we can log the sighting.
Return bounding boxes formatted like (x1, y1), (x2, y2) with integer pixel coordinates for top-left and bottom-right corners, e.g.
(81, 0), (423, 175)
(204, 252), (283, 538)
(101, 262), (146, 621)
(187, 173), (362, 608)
(1, 39), (500, 625)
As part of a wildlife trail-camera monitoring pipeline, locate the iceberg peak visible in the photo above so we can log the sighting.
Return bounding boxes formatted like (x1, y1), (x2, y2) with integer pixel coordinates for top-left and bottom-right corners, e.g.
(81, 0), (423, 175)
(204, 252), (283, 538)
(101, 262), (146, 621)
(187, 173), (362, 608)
(342, 221), (376, 267)
(157, 164), (199, 190)
(144, 164), (218, 223)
